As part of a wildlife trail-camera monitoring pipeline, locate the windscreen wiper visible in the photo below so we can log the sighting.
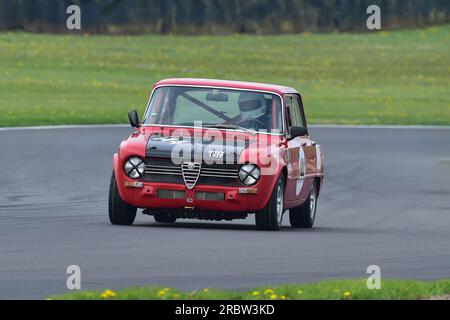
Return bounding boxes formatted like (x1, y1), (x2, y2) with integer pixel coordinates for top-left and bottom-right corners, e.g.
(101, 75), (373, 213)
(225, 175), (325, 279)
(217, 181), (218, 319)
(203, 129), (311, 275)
(203, 124), (256, 135)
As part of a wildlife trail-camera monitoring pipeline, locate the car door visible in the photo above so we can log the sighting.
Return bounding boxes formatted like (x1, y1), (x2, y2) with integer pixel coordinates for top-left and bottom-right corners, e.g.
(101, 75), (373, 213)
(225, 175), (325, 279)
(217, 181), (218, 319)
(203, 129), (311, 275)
(284, 94), (315, 205)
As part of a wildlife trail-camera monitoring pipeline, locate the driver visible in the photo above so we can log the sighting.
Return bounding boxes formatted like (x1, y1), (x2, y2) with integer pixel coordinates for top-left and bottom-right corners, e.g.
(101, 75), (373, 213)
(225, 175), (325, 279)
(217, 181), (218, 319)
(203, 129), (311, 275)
(237, 92), (270, 130)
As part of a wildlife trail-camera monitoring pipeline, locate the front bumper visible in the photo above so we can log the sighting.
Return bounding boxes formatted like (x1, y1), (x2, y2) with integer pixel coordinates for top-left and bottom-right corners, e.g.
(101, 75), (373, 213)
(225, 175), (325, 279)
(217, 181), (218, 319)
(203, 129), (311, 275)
(117, 180), (267, 212)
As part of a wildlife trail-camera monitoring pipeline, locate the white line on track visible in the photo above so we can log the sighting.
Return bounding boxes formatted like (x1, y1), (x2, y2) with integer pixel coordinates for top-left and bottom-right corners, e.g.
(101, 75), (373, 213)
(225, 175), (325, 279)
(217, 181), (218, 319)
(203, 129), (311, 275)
(0, 124), (449, 131)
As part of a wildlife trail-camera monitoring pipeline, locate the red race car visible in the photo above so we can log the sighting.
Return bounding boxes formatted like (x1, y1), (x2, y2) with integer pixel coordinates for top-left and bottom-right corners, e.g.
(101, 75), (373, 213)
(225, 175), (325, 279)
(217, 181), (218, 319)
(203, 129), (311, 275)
(109, 78), (324, 230)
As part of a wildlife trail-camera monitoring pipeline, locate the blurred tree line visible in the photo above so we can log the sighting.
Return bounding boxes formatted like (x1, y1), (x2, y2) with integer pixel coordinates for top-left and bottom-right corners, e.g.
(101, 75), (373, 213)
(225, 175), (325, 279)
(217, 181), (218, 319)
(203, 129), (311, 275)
(0, 0), (448, 34)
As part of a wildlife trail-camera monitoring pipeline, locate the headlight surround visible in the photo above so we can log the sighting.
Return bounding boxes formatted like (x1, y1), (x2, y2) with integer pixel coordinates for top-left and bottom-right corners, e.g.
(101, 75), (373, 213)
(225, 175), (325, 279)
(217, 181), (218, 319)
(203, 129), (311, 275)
(124, 157), (145, 179)
(239, 164), (261, 186)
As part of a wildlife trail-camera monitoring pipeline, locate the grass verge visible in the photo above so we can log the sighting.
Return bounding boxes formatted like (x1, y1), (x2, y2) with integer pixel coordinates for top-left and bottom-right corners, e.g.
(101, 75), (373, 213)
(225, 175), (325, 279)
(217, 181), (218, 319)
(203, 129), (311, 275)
(0, 26), (449, 127)
(50, 278), (450, 300)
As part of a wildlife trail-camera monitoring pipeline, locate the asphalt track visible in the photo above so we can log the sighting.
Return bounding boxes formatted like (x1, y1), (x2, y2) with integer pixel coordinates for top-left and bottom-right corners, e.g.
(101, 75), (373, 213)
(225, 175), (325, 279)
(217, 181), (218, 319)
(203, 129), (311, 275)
(0, 126), (449, 299)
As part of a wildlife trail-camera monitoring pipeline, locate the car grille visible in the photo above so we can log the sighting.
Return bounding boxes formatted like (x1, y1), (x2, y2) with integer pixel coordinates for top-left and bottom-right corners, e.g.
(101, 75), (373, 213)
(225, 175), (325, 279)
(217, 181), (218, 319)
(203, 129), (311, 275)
(143, 158), (241, 187)
(181, 162), (201, 189)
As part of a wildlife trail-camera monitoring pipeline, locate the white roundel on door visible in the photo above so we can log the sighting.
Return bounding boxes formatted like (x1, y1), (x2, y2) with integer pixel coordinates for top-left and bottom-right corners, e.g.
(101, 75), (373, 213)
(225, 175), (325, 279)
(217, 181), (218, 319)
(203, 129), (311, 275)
(296, 147), (306, 196)
(286, 150), (293, 175)
(316, 145), (322, 172)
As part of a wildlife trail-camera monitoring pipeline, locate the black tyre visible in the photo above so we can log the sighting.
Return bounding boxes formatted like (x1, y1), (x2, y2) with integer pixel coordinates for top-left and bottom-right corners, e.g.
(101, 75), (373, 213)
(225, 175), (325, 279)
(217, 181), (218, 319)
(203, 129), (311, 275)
(255, 176), (285, 231)
(108, 172), (137, 225)
(289, 181), (318, 228)
(154, 214), (177, 223)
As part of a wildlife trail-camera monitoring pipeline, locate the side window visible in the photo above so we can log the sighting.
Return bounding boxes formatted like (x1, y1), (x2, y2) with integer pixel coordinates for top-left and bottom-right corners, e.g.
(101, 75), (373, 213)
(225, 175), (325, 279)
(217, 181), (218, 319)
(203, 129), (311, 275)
(285, 96), (293, 128)
(291, 95), (306, 127)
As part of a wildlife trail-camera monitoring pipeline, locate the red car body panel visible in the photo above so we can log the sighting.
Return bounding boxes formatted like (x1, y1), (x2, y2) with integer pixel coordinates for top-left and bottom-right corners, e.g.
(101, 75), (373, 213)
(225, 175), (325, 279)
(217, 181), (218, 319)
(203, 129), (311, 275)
(113, 78), (324, 215)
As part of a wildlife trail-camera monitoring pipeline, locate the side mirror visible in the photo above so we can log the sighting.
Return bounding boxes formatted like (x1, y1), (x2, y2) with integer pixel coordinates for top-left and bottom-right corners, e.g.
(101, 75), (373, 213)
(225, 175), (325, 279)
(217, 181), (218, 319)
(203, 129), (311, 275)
(128, 110), (140, 128)
(289, 126), (308, 140)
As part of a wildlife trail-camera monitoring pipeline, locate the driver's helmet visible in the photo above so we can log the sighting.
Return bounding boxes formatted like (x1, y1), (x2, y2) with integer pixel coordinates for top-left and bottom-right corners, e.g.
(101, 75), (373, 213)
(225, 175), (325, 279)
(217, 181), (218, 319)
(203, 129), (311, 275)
(238, 92), (267, 120)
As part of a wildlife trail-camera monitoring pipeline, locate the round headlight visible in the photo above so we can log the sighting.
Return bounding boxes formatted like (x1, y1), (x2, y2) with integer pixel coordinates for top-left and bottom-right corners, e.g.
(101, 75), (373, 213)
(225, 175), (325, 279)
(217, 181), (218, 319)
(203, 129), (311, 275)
(239, 164), (261, 186)
(124, 157), (145, 179)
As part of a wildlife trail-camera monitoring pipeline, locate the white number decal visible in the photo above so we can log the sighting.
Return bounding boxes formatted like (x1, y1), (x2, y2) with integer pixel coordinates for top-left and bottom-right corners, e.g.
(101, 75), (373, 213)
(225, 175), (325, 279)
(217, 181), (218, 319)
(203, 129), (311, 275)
(296, 147), (306, 196)
(316, 145), (322, 172)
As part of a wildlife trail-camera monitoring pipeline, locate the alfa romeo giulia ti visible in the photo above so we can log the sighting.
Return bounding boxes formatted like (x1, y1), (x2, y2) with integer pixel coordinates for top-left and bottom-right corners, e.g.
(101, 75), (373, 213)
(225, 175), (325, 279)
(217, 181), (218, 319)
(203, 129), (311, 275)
(109, 78), (324, 230)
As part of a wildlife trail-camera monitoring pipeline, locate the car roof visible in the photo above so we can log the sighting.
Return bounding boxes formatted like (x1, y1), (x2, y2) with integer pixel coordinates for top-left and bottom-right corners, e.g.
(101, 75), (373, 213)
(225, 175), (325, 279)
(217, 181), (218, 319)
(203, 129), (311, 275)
(154, 78), (299, 95)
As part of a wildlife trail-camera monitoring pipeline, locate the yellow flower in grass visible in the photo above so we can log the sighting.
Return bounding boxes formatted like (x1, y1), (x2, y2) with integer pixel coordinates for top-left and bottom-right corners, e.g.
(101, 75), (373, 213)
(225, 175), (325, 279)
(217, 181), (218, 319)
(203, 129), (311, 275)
(203, 288), (209, 293)
(100, 289), (116, 299)
(270, 294), (277, 300)
(252, 291), (260, 296)
(157, 290), (167, 297)
(264, 289), (274, 295)
(343, 291), (352, 299)
(280, 295), (286, 300)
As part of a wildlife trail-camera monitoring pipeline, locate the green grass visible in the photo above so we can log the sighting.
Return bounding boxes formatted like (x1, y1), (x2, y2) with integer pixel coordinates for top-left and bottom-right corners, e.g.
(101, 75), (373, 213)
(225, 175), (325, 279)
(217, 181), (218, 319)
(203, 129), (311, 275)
(50, 279), (450, 300)
(1, 26), (449, 127)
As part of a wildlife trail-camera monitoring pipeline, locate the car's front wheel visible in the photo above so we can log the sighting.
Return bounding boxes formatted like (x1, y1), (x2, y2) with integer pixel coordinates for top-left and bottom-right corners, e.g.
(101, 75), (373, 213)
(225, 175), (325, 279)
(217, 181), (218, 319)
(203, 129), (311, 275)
(255, 176), (285, 231)
(289, 181), (318, 228)
(108, 171), (137, 225)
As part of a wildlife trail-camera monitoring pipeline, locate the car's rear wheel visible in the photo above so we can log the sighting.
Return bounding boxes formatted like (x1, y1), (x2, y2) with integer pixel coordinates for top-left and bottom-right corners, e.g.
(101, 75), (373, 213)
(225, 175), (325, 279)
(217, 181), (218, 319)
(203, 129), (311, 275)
(154, 214), (177, 223)
(289, 181), (318, 228)
(108, 171), (137, 225)
(255, 176), (284, 231)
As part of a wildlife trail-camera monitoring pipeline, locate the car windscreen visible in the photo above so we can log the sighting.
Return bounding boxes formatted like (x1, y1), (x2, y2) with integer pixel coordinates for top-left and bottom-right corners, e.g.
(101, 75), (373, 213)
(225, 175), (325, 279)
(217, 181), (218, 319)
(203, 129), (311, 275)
(142, 86), (283, 133)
